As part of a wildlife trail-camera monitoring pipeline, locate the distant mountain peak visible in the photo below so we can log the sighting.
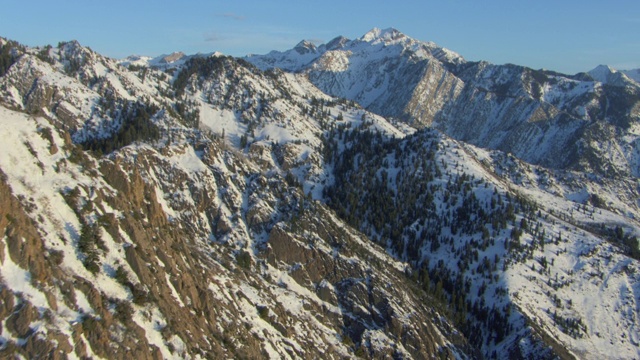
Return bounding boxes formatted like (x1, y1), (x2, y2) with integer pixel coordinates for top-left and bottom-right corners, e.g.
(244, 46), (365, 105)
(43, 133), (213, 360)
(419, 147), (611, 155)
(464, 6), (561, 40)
(325, 35), (349, 51)
(588, 64), (636, 86)
(593, 64), (614, 71)
(359, 27), (405, 43)
(294, 40), (318, 55)
(118, 51), (224, 69)
(589, 64), (616, 78)
(60, 39), (82, 48)
(58, 39), (93, 55)
(159, 51), (186, 64)
(244, 27), (463, 73)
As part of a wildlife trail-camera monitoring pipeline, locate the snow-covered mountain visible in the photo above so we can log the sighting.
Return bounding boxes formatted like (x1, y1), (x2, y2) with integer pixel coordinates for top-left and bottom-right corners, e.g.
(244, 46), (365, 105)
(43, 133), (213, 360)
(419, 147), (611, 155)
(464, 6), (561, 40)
(246, 28), (463, 73)
(621, 68), (640, 84)
(0, 30), (639, 359)
(247, 28), (640, 181)
(119, 51), (225, 70)
(587, 64), (637, 87)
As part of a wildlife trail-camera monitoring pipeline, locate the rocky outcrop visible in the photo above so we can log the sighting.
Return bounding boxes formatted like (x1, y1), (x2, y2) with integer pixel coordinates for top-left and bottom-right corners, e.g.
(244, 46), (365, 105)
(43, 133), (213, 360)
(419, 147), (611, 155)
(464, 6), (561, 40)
(263, 211), (473, 359)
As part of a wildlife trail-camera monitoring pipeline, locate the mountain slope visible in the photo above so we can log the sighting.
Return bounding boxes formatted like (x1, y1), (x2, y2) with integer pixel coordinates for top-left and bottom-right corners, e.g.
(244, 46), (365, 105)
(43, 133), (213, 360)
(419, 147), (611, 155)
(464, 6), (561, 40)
(322, 126), (640, 358)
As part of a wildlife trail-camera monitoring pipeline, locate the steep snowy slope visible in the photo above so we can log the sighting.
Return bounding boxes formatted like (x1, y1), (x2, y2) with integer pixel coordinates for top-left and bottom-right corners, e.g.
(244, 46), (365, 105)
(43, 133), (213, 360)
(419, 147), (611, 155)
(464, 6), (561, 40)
(323, 127), (640, 359)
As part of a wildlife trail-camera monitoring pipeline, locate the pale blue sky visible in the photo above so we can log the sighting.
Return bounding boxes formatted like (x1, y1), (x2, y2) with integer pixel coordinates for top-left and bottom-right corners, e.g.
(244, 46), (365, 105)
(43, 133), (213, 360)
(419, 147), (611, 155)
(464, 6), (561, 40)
(1, 1), (638, 74)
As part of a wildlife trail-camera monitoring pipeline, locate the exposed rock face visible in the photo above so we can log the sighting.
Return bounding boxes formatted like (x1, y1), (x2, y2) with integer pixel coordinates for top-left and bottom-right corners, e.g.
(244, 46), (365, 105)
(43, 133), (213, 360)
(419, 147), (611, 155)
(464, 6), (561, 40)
(160, 52), (186, 64)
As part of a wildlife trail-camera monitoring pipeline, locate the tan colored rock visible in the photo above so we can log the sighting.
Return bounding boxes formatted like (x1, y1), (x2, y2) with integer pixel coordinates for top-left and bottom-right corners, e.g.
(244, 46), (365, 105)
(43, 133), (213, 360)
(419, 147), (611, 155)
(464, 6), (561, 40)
(7, 301), (39, 337)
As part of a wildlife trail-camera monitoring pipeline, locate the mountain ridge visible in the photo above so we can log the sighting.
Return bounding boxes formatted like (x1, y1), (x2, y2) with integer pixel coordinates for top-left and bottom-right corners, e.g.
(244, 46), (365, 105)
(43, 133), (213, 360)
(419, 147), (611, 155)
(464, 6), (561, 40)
(245, 28), (640, 181)
(244, 27), (464, 73)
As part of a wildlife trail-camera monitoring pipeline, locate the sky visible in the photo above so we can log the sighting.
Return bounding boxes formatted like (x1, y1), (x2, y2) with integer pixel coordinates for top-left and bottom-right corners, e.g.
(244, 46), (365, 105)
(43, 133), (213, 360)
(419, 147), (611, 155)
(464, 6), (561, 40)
(1, 0), (639, 74)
